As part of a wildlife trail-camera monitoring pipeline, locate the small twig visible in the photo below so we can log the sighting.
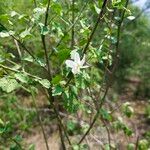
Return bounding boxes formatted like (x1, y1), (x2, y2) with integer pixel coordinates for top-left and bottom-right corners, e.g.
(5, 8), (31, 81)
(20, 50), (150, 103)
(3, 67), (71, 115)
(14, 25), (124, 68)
(14, 39), (25, 71)
(78, 86), (109, 144)
(14, 39), (22, 59)
(90, 134), (105, 149)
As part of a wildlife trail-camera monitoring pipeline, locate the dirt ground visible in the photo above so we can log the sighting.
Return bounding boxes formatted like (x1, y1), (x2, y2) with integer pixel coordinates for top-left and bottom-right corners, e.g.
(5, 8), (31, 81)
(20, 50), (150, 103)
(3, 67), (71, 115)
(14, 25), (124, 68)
(22, 97), (150, 150)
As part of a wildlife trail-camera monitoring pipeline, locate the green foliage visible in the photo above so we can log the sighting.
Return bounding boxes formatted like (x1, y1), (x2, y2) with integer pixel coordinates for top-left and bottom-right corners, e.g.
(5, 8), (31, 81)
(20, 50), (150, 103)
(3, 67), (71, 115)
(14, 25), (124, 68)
(0, 77), (19, 93)
(138, 139), (149, 150)
(0, 0), (149, 149)
(122, 102), (134, 118)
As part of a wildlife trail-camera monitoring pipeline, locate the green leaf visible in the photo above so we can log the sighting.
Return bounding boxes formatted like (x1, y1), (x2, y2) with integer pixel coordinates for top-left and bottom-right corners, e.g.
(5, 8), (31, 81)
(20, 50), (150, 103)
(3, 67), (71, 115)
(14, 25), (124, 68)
(100, 108), (111, 121)
(20, 28), (31, 39)
(13, 135), (22, 142)
(52, 85), (63, 96)
(0, 31), (9, 37)
(0, 30), (14, 38)
(112, 0), (125, 9)
(0, 118), (4, 126)
(22, 55), (34, 62)
(39, 23), (49, 35)
(10, 11), (18, 17)
(67, 120), (76, 132)
(57, 49), (71, 63)
(15, 73), (29, 83)
(52, 75), (62, 85)
(28, 144), (35, 150)
(122, 102), (134, 118)
(38, 79), (51, 89)
(0, 77), (19, 93)
(51, 2), (62, 16)
(94, 4), (101, 14)
(127, 143), (135, 150)
(123, 126), (133, 136)
(138, 139), (149, 150)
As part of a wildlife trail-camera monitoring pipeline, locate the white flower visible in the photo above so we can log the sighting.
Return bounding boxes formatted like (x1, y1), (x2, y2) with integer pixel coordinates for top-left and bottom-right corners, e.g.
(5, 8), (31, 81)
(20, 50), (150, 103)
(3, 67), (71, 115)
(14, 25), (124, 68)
(65, 50), (89, 74)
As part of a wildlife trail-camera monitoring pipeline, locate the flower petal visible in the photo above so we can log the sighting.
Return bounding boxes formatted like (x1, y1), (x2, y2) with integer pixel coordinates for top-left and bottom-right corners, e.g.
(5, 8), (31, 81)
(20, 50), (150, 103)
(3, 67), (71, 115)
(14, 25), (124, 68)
(71, 50), (77, 59)
(65, 60), (76, 68)
(72, 66), (80, 74)
(71, 51), (80, 63)
(81, 65), (89, 68)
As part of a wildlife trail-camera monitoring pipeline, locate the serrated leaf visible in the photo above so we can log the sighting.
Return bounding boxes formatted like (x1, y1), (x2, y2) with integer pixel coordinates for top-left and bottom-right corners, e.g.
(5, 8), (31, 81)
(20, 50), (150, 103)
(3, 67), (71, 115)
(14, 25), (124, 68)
(38, 79), (51, 89)
(0, 77), (19, 93)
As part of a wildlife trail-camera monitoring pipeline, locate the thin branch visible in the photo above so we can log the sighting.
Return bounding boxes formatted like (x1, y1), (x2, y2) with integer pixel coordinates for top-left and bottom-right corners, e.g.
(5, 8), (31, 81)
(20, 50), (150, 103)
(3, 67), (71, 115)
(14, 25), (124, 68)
(71, 0), (75, 49)
(41, 0), (52, 81)
(47, 94), (72, 146)
(45, 0), (51, 26)
(78, 87), (109, 144)
(14, 39), (22, 59)
(14, 39), (25, 71)
(112, 0), (129, 74)
(90, 134), (105, 149)
(58, 124), (66, 150)
(0, 64), (41, 80)
(135, 135), (139, 150)
(101, 118), (111, 150)
(11, 138), (23, 149)
(31, 89), (49, 150)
